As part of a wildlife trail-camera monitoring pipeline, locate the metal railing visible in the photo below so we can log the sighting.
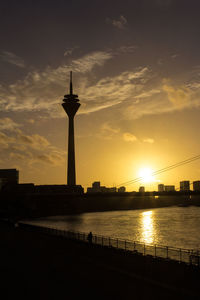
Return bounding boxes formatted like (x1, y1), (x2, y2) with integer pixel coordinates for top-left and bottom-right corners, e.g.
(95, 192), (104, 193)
(18, 222), (200, 267)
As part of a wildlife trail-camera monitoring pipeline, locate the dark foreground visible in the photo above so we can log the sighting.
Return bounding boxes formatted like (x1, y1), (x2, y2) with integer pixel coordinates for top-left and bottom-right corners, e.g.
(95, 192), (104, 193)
(0, 221), (199, 300)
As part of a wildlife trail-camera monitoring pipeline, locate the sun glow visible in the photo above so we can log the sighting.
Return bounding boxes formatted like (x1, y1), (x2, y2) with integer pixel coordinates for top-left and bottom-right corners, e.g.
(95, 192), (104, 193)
(138, 167), (155, 183)
(141, 210), (155, 244)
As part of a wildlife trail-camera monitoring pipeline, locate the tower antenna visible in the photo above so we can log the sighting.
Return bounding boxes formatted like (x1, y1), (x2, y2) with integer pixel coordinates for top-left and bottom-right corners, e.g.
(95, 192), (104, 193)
(70, 71), (73, 95)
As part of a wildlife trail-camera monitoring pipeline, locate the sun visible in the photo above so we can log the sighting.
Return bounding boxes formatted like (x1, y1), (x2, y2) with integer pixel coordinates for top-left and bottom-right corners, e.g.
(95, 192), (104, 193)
(138, 167), (155, 183)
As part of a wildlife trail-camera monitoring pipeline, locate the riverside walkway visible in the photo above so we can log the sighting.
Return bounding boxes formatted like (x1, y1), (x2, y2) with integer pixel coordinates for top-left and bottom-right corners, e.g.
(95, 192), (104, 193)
(0, 219), (200, 299)
(19, 221), (200, 267)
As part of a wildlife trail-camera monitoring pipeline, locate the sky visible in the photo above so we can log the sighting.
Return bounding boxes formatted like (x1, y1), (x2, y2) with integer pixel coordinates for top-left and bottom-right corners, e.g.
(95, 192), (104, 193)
(1, 0), (200, 191)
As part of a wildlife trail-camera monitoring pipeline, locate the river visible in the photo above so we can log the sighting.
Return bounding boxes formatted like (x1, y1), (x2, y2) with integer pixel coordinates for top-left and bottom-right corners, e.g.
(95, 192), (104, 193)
(27, 206), (200, 250)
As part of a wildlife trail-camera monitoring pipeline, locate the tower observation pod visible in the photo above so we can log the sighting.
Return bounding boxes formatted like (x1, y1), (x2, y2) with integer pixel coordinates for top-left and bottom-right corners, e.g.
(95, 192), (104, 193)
(62, 72), (83, 193)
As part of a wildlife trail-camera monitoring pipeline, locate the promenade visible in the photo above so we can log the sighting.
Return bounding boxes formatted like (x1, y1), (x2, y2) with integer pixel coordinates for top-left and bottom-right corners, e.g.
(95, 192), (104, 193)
(0, 221), (199, 299)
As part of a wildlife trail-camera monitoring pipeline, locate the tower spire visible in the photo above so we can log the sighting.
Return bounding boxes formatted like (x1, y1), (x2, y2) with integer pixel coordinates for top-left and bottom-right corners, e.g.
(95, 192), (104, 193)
(70, 71), (73, 95)
(63, 71), (79, 103)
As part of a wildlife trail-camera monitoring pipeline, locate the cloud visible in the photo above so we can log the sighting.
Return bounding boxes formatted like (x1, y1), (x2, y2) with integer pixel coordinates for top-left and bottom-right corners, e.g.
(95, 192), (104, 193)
(99, 122), (120, 139)
(0, 50), (114, 115)
(80, 67), (150, 114)
(0, 51), (25, 68)
(143, 138), (154, 144)
(107, 15), (128, 29)
(117, 45), (138, 54)
(0, 118), (22, 131)
(162, 80), (191, 107)
(64, 46), (79, 56)
(17, 131), (50, 149)
(2, 47), (200, 123)
(0, 131), (14, 147)
(70, 51), (113, 72)
(0, 122), (65, 166)
(134, 89), (160, 99)
(35, 152), (64, 165)
(123, 132), (137, 142)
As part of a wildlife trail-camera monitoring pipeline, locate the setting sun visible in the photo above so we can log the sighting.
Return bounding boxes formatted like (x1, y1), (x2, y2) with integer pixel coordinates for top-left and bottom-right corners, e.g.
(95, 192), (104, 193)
(138, 167), (155, 183)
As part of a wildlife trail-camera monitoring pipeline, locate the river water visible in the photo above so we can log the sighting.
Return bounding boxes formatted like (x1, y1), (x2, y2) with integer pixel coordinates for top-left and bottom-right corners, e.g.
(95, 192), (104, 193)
(27, 206), (200, 250)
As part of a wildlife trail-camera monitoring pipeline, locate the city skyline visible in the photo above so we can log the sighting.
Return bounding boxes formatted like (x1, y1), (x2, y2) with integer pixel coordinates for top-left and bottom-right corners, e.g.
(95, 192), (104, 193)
(1, 1), (200, 191)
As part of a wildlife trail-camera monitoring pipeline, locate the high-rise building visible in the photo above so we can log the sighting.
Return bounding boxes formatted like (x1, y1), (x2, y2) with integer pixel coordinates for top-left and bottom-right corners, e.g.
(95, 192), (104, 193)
(180, 181), (190, 191)
(0, 169), (19, 190)
(92, 181), (101, 189)
(193, 181), (200, 191)
(164, 185), (175, 192)
(158, 184), (165, 192)
(139, 186), (145, 192)
(118, 186), (126, 193)
(62, 72), (82, 193)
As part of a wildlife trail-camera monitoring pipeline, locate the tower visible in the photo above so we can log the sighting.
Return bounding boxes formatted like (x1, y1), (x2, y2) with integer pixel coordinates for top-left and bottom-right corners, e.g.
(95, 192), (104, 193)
(62, 71), (80, 187)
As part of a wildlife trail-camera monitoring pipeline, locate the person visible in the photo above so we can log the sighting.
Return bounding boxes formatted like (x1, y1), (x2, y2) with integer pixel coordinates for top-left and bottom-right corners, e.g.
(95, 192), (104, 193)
(87, 231), (93, 244)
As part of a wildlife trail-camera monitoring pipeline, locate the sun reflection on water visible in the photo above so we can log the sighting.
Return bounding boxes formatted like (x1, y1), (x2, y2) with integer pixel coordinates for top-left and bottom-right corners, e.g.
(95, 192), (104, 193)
(140, 210), (155, 244)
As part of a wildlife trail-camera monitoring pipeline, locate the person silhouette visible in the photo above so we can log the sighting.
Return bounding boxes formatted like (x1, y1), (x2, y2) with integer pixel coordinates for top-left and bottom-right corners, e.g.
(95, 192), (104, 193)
(87, 232), (93, 244)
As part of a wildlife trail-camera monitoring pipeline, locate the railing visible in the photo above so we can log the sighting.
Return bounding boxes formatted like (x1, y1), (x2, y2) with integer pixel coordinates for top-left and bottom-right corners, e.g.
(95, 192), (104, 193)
(18, 222), (200, 267)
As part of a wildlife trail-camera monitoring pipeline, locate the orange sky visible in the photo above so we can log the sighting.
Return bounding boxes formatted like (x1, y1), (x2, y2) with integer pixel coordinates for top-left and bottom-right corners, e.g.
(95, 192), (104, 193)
(1, 1), (200, 191)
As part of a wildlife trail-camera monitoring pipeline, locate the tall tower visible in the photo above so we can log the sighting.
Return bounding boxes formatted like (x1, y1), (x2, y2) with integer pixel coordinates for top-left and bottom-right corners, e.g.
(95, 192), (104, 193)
(62, 71), (80, 186)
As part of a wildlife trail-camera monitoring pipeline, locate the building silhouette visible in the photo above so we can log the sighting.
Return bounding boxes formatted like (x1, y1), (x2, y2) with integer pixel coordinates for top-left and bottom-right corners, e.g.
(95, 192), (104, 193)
(180, 181), (190, 191)
(193, 181), (200, 191)
(139, 186), (145, 193)
(62, 72), (83, 193)
(164, 185), (175, 192)
(0, 169), (19, 190)
(87, 181), (117, 193)
(118, 186), (126, 193)
(158, 184), (165, 192)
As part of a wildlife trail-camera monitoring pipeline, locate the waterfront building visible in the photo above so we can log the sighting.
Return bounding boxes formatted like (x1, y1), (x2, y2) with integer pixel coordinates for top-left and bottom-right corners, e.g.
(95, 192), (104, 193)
(62, 72), (83, 193)
(35, 184), (84, 194)
(164, 185), (175, 192)
(92, 181), (101, 190)
(0, 169), (19, 190)
(158, 184), (165, 192)
(180, 181), (190, 191)
(118, 186), (126, 193)
(139, 186), (145, 192)
(87, 181), (117, 193)
(193, 181), (200, 191)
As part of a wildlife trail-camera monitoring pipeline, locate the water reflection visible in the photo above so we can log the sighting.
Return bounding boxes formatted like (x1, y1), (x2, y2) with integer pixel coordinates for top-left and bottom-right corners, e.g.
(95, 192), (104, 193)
(140, 210), (155, 244)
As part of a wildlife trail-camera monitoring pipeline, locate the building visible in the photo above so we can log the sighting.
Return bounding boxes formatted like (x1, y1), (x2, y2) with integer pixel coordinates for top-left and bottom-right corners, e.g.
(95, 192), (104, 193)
(158, 184), (165, 192)
(118, 186), (126, 193)
(62, 71), (82, 192)
(92, 181), (101, 191)
(164, 185), (175, 192)
(35, 185), (84, 194)
(87, 182), (117, 193)
(0, 169), (19, 190)
(139, 186), (145, 193)
(193, 181), (200, 191)
(180, 181), (190, 191)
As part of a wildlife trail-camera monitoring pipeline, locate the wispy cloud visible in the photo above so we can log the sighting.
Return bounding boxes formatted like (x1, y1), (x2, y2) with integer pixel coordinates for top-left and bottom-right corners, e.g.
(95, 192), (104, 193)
(106, 15), (128, 29)
(0, 119), (65, 166)
(64, 46), (79, 56)
(80, 67), (150, 114)
(0, 51), (25, 68)
(0, 50), (114, 115)
(143, 138), (154, 144)
(123, 132), (137, 142)
(1, 48), (200, 121)
(0, 118), (22, 131)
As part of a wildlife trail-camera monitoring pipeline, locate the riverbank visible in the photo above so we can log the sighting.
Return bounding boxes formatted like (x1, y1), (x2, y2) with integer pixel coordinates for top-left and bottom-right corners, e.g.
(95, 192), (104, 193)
(0, 220), (199, 299)
(1, 192), (200, 219)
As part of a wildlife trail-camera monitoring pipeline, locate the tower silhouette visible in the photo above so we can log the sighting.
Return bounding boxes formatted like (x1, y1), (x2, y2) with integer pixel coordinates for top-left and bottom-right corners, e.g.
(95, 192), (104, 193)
(62, 71), (80, 186)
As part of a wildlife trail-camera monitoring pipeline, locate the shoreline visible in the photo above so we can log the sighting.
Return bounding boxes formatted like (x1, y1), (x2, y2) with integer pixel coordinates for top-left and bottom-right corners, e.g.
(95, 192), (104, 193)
(0, 219), (199, 299)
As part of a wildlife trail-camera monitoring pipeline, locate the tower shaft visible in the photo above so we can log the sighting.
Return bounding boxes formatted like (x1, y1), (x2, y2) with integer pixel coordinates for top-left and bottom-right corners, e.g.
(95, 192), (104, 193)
(67, 116), (76, 185)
